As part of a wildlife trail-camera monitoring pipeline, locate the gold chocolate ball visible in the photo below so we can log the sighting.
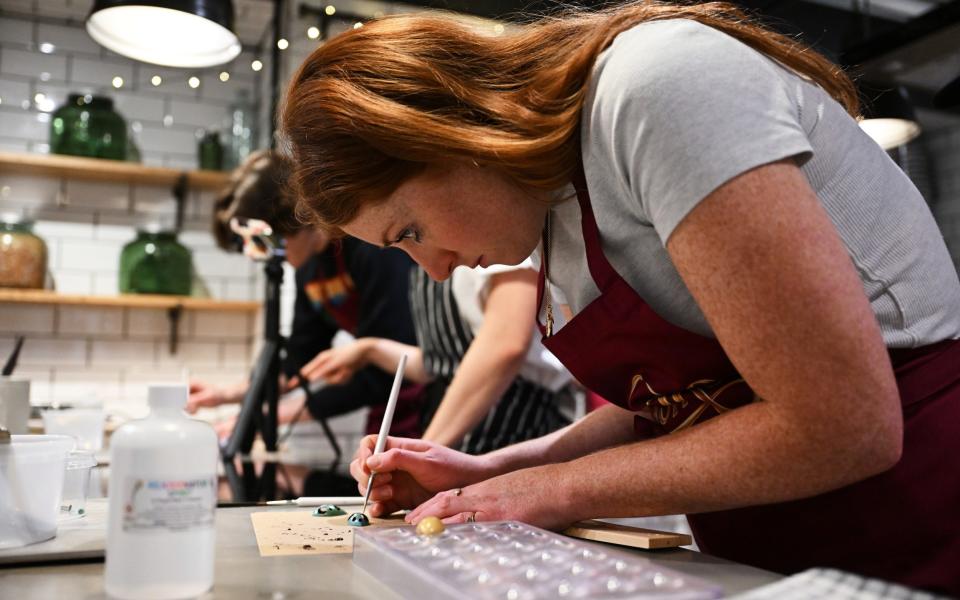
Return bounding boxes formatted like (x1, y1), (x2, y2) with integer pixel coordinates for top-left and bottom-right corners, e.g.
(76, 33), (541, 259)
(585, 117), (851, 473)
(415, 516), (445, 536)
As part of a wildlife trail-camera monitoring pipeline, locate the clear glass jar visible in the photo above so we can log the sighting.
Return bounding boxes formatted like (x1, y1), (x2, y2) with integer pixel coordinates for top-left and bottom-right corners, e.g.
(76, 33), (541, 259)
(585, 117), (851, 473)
(50, 94), (127, 161)
(224, 89), (257, 171)
(0, 216), (48, 289)
(119, 229), (193, 296)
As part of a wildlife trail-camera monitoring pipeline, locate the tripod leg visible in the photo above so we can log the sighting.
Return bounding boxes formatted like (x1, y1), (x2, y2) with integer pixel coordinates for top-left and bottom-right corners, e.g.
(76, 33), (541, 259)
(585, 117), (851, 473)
(317, 416), (342, 462)
(223, 340), (279, 459)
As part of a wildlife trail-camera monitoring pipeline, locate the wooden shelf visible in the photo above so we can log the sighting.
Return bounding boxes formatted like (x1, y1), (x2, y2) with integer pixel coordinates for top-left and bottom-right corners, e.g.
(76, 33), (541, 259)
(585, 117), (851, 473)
(0, 151), (229, 191)
(0, 289), (259, 312)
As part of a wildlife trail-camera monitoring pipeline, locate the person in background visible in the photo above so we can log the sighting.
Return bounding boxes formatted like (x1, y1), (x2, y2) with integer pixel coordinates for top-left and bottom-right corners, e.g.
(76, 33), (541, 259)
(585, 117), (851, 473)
(278, 3), (960, 595)
(188, 150), (422, 439)
(298, 259), (575, 455)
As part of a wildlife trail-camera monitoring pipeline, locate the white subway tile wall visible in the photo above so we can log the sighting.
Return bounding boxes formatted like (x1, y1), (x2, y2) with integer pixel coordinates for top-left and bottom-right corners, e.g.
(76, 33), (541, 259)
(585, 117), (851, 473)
(0, 13), (271, 432)
(0, 14), (263, 166)
(1, 47), (68, 81)
(0, 301), (256, 416)
(0, 77), (32, 108)
(0, 8), (399, 451)
(0, 14), (33, 46)
(36, 22), (102, 55)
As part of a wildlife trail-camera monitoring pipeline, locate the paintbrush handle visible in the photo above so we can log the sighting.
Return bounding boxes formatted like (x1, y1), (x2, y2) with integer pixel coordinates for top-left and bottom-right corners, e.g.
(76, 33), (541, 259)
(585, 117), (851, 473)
(360, 473), (376, 514)
(360, 354), (407, 515)
(372, 354), (407, 455)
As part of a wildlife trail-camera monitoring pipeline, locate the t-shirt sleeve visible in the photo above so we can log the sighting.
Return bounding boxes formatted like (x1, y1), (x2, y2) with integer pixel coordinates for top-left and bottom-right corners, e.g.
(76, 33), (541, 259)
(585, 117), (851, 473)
(587, 19), (814, 244)
(450, 258), (535, 334)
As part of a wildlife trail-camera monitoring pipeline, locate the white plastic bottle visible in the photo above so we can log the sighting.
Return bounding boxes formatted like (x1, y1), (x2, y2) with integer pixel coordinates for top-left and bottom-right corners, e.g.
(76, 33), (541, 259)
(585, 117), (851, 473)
(105, 384), (218, 599)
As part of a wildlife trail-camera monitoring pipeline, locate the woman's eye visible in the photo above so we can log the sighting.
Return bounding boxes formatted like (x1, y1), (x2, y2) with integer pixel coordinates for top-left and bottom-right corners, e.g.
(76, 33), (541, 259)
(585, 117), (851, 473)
(394, 227), (421, 244)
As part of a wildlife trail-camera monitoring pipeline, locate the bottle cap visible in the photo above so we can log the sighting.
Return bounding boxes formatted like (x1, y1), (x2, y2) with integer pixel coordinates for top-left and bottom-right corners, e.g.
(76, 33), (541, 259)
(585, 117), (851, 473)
(147, 384), (188, 411)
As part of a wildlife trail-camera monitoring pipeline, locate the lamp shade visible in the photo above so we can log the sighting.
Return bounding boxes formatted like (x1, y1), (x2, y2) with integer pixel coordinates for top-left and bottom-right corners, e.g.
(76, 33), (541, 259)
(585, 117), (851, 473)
(858, 85), (921, 151)
(86, 1), (241, 68)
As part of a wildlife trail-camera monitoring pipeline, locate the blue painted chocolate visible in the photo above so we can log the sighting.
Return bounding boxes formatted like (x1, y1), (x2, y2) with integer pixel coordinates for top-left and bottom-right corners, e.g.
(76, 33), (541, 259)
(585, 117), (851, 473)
(347, 512), (370, 527)
(312, 504), (345, 517)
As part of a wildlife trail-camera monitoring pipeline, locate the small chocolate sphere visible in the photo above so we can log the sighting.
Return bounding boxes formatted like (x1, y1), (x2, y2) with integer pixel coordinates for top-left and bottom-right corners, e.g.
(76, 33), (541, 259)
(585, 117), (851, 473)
(415, 516), (445, 536)
(312, 504), (345, 517)
(347, 512), (370, 527)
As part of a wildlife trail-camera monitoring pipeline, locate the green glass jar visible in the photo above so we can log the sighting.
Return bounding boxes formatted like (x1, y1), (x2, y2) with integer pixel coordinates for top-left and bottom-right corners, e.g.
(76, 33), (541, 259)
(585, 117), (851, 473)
(50, 94), (127, 161)
(119, 230), (193, 296)
(0, 216), (47, 289)
(198, 130), (224, 171)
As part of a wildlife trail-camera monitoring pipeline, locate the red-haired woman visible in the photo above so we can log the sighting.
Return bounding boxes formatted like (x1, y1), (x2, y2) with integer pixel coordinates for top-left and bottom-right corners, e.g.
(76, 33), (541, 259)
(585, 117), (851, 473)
(279, 2), (960, 594)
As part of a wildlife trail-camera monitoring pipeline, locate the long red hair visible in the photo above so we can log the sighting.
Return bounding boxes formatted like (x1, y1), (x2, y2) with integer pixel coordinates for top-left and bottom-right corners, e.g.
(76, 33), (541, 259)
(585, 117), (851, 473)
(280, 1), (858, 231)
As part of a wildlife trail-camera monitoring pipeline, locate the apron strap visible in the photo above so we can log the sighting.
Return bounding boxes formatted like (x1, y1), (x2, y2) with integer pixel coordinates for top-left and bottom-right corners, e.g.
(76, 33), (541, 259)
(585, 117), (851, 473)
(571, 159), (619, 291)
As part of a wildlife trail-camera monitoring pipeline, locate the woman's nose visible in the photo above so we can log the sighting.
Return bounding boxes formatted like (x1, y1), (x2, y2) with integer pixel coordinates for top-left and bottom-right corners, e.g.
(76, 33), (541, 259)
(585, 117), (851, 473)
(407, 247), (454, 281)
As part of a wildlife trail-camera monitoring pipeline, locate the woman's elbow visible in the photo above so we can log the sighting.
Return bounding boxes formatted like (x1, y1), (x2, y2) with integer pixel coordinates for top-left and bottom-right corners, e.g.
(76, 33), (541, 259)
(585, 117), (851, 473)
(857, 410), (904, 477)
(874, 426), (904, 474)
(497, 341), (529, 371)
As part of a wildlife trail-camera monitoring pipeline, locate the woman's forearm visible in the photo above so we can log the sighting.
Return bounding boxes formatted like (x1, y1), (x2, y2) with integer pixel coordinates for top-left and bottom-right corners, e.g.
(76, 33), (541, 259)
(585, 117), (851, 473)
(480, 403), (637, 477)
(559, 394), (900, 522)
(277, 393), (312, 424)
(424, 269), (547, 447)
(421, 342), (524, 446)
(361, 337), (430, 384)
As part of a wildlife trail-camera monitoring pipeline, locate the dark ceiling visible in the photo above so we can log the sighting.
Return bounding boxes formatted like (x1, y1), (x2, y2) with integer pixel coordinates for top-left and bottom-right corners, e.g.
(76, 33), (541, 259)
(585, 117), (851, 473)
(395, 0), (960, 120)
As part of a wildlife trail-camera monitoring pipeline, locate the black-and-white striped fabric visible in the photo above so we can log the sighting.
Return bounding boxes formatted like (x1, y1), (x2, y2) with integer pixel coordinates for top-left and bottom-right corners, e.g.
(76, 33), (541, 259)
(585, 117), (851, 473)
(409, 267), (570, 455)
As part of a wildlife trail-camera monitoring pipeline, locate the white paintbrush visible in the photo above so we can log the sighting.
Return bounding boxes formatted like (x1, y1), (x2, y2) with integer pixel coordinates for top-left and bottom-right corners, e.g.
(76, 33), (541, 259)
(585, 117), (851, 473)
(265, 496), (364, 507)
(359, 354), (407, 517)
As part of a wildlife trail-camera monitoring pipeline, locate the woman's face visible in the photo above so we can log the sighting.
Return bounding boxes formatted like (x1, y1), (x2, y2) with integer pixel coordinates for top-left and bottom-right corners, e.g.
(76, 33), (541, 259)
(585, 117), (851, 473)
(342, 163), (549, 280)
(283, 228), (330, 269)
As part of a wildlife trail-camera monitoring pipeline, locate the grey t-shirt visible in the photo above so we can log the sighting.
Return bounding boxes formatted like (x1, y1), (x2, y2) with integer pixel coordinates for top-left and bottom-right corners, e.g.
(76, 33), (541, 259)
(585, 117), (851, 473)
(541, 19), (960, 347)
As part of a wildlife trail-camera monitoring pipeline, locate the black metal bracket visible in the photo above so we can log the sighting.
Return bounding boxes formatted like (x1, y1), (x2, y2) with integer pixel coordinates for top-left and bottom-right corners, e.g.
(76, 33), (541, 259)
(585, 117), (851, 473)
(172, 172), (188, 232)
(167, 305), (183, 355)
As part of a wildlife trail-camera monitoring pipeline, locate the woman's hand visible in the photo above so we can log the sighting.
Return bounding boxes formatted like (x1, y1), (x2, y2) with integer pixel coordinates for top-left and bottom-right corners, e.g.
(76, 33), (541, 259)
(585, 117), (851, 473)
(349, 435), (493, 517)
(187, 380), (244, 413)
(213, 416), (237, 441)
(405, 464), (578, 531)
(298, 340), (372, 385)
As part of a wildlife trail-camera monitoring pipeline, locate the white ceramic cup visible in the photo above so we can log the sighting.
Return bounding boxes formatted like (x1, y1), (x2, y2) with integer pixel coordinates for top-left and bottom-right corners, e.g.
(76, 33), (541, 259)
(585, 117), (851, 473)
(0, 378), (30, 434)
(41, 408), (105, 452)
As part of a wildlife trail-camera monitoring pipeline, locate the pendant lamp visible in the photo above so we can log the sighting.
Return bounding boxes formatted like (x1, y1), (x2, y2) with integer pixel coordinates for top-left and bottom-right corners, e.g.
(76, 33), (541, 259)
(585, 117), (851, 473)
(858, 85), (922, 151)
(86, 1), (241, 68)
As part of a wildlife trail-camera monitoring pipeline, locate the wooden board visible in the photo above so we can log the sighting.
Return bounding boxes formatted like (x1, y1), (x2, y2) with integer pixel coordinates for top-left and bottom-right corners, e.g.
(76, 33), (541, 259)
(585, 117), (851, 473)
(562, 519), (693, 549)
(249, 510), (408, 557)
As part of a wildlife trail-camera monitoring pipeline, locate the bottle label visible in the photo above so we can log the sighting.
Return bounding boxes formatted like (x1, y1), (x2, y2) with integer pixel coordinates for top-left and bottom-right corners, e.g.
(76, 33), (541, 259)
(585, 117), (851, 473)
(121, 476), (216, 532)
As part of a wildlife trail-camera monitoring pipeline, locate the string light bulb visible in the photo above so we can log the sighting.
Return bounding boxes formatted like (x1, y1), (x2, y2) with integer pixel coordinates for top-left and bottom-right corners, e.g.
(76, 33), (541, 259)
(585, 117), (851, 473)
(307, 26), (320, 39)
(251, 59), (263, 72)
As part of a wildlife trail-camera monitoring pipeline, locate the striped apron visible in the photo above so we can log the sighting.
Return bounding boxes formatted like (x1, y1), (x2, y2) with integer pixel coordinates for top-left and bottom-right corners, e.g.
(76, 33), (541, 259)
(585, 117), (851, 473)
(409, 267), (570, 455)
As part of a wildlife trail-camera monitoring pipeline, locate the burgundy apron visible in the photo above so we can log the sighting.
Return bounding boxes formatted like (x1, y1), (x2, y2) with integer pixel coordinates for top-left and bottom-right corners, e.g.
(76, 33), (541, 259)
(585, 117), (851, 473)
(312, 247), (422, 438)
(536, 161), (960, 595)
